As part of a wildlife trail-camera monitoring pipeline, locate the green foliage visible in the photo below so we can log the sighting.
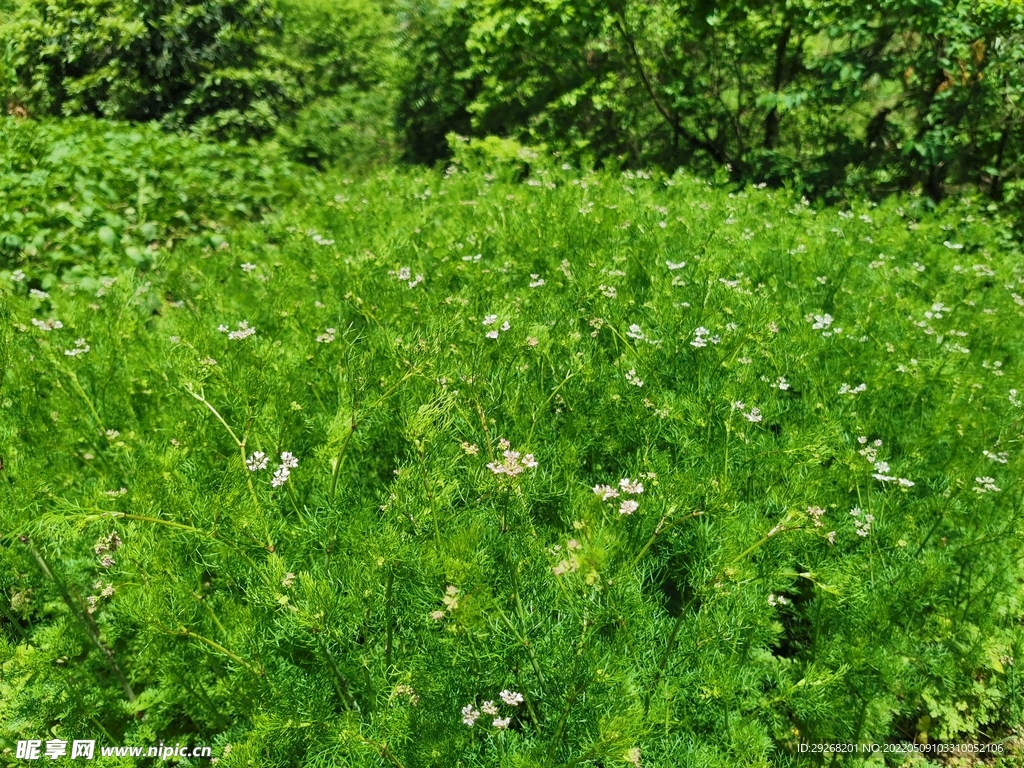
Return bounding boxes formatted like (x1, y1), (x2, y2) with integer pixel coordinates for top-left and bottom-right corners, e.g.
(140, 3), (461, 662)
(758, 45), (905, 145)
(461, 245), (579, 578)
(270, 0), (404, 167)
(0, 0), (404, 164)
(0, 117), (306, 284)
(2, 140), (1024, 765)
(395, 0), (480, 165)
(399, 0), (1024, 204)
(0, 0), (293, 137)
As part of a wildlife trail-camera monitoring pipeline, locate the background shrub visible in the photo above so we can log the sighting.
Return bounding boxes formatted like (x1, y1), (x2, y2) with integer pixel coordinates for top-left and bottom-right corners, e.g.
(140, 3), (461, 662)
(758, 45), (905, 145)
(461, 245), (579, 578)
(0, 118), (305, 285)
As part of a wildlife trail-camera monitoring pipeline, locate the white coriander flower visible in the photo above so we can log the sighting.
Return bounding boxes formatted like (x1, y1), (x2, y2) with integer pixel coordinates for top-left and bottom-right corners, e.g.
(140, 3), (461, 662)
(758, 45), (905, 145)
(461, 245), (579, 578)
(486, 330), (499, 339)
(64, 338), (90, 356)
(593, 484), (619, 500)
(492, 716), (511, 730)
(481, 701), (499, 716)
(809, 313), (833, 330)
(483, 314), (498, 326)
(228, 321), (256, 340)
(31, 318), (63, 331)
(241, 263), (257, 273)
(280, 452), (299, 469)
(619, 499), (639, 515)
(461, 705), (480, 727)
(500, 690), (523, 707)
(619, 478), (644, 495)
(30, 288), (50, 299)
(974, 476), (1000, 493)
(246, 451), (268, 471)
(10, 269), (26, 282)
(271, 466), (291, 487)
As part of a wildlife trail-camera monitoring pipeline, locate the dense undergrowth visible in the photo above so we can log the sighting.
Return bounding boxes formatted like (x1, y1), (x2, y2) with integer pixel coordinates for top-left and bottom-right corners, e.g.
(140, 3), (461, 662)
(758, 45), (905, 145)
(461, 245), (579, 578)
(2, 120), (1024, 766)
(0, 119), (306, 286)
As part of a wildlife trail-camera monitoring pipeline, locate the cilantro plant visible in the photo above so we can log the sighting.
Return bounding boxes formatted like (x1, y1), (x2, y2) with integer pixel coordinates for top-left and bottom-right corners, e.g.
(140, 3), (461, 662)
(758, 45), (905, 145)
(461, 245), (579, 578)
(1, 136), (1023, 766)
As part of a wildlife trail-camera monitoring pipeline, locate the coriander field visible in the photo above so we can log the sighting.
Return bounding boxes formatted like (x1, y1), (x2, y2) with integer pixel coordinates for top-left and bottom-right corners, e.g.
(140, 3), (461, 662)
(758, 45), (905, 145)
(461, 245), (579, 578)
(2, 121), (1024, 767)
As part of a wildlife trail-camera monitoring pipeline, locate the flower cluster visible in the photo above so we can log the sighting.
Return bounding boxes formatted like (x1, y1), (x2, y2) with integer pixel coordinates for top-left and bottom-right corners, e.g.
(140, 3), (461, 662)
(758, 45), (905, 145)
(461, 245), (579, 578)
(94, 531), (122, 569)
(272, 452), (299, 487)
(624, 369), (644, 387)
(246, 452), (267, 471)
(838, 382), (866, 395)
(552, 538), (583, 576)
(395, 684), (420, 706)
(31, 318), (63, 331)
(219, 321), (256, 340)
(462, 689), (522, 729)
(64, 338), (90, 357)
(768, 594), (791, 607)
(430, 585), (460, 621)
(850, 508), (874, 537)
(691, 327), (721, 347)
(316, 328), (336, 344)
(246, 451), (298, 486)
(733, 401), (763, 423)
(625, 323), (660, 345)
(593, 477), (645, 515)
(482, 314), (512, 339)
(983, 450), (1009, 464)
(858, 437), (914, 487)
(974, 476), (1001, 494)
(87, 580), (116, 613)
(806, 312), (842, 337)
(806, 505), (826, 528)
(486, 439), (537, 477)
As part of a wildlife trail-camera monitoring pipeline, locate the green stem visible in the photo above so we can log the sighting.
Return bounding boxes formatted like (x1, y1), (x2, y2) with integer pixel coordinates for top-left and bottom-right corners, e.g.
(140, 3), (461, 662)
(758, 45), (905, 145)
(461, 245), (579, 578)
(27, 542), (136, 702)
(329, 411), (358, 500)
(416, 441), (441, 549)
(643, 610), (686, 715)
(357, 736), (406, 768)
(69, 510), (200, 533)
(631, 508), (704, 567)
(384, 568), (395, 680)
(545, 674), (590, 766)
(317, 634), (360, 712)
(496, 604), (547, 696)
(55, 363), (105, 434)
(178, 627), (262, 678)
(186, 385), (262, 512)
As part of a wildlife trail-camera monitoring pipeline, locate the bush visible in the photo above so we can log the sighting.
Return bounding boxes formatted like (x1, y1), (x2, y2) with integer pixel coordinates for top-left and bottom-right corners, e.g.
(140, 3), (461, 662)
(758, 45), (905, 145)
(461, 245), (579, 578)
(396, 0), (1024, 204)
(271, 0), (404, 168)
(0, 117), (305, 284)
(0, 0), (403, 160)
(0, 0), (297, 137)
